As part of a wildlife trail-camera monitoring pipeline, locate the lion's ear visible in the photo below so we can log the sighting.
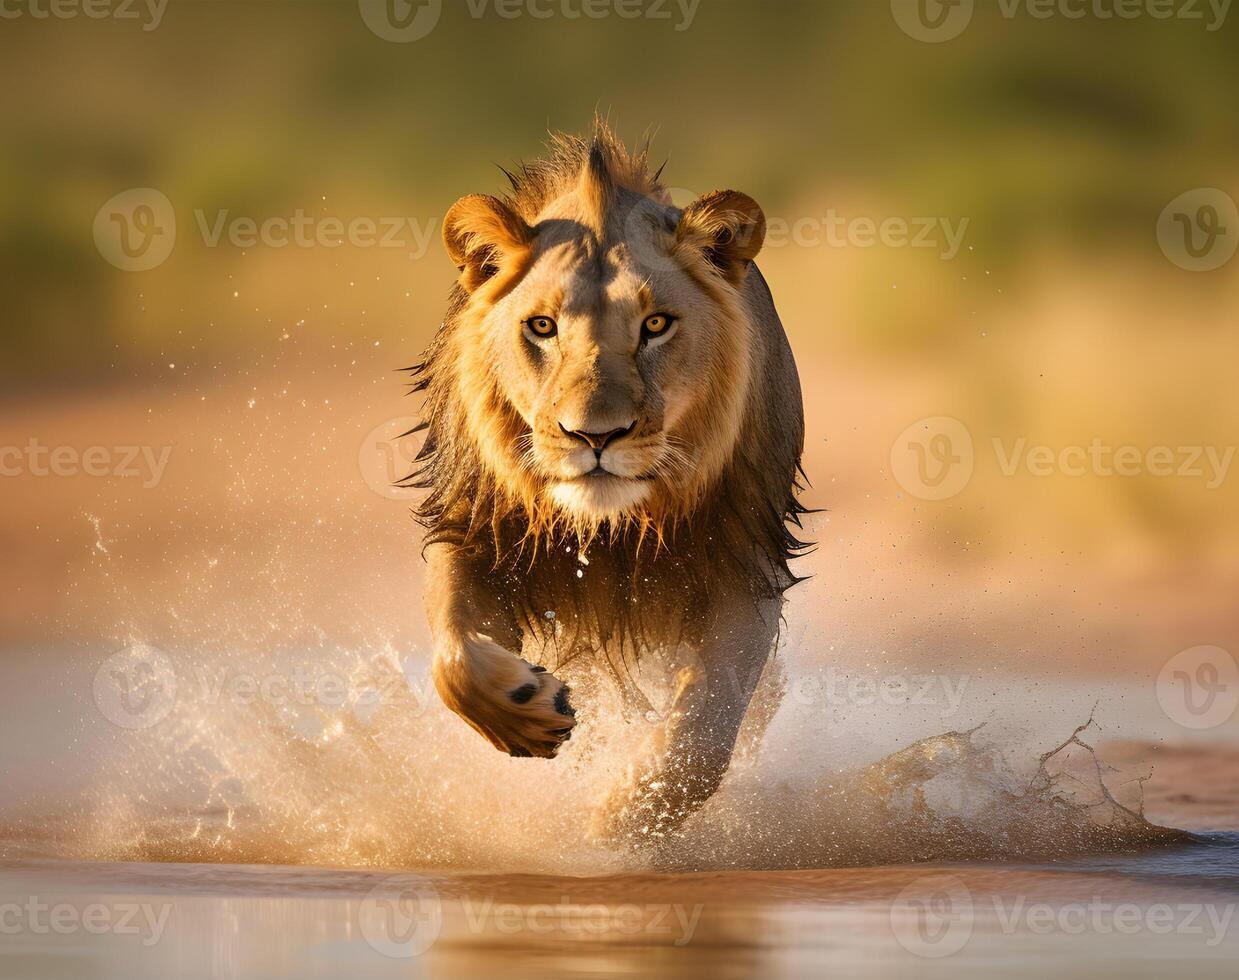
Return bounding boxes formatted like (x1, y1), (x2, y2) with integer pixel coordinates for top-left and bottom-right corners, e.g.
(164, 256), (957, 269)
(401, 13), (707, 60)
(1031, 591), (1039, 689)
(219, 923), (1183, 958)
(676, 190), (766, 285)
(442, 194), (533, 291)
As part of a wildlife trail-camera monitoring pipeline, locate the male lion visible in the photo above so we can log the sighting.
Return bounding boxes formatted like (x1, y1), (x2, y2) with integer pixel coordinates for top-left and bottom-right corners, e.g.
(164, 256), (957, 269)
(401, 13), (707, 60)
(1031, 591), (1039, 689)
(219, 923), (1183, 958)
(405, 121), (808, 839)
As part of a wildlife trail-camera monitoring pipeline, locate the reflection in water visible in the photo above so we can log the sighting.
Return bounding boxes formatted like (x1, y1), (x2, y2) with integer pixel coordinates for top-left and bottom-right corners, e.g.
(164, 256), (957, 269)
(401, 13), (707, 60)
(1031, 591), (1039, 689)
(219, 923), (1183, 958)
(2, 850), (1239, 980)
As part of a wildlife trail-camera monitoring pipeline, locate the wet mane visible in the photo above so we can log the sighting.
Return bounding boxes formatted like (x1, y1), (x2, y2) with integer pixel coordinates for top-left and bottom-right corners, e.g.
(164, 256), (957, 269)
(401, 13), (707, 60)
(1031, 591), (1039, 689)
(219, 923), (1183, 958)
(400, 122), (811, 666)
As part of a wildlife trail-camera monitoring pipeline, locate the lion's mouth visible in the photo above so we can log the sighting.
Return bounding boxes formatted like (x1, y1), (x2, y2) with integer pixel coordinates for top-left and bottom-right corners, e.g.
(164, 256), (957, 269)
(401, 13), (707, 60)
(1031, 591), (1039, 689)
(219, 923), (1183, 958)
(551, 469), (654, 519)
(581, 467), (654, 482)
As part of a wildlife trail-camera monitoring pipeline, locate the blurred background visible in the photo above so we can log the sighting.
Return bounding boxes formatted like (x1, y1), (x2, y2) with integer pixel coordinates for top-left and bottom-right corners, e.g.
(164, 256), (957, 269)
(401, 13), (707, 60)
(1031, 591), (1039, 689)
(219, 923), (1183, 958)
(2, 0), (1237, 711)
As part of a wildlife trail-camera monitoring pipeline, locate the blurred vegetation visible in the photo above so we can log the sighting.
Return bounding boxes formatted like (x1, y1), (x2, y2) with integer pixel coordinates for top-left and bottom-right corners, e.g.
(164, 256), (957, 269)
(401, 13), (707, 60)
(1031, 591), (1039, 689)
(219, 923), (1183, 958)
(2, 0), (1237, 385)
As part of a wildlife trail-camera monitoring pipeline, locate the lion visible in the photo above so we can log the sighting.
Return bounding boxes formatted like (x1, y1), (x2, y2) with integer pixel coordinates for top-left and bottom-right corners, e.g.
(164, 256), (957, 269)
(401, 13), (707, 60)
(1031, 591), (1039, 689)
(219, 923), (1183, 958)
(404, 120), (808, 840)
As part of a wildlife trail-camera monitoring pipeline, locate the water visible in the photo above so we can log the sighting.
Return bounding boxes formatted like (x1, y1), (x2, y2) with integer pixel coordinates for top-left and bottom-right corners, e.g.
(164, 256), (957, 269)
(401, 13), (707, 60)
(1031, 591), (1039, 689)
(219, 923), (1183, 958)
(2, 842), (1238, 979)
(3, 610), (1238, 977)
(0, 636), (1196, 872)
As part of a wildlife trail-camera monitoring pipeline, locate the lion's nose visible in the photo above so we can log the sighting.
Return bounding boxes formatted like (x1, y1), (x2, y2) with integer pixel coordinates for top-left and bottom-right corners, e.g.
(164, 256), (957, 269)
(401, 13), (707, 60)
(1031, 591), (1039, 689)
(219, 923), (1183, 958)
(559, 421), (634, 455)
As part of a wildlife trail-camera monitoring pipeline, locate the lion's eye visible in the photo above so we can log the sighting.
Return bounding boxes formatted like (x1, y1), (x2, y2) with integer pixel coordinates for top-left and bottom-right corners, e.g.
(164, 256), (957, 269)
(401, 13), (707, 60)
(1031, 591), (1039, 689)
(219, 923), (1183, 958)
(524, 316), (558, 339)
(641, 314), (676, 341)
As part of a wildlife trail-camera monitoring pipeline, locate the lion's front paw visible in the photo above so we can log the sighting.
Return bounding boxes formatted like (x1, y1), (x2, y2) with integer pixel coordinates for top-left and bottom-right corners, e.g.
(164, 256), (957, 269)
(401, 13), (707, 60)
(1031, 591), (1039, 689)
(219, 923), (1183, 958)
(433, 632), (577, 758)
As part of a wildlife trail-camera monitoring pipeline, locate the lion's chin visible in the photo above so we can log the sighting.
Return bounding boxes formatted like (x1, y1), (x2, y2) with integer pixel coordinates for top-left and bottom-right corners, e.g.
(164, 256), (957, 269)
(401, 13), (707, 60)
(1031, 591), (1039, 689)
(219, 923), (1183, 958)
(550, 473), (652, 522)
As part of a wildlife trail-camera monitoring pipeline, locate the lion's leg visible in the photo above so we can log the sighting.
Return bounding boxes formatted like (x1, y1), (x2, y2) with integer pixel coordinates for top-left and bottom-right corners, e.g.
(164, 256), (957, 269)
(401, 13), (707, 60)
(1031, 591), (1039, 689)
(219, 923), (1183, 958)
(599, 597), (782, 841)
(426, 542), (577, 758)
(732, 649), (787, 766)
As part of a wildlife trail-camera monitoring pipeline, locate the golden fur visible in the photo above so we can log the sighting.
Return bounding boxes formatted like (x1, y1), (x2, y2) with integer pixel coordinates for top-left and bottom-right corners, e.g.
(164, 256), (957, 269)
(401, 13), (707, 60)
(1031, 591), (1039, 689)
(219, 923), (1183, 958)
(405, 121), (808, 779)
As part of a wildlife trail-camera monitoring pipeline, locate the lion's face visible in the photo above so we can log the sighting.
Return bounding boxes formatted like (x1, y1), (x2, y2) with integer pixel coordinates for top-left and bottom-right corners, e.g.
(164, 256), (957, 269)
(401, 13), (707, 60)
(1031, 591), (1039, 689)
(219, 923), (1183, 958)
(442, 148), (766, 530)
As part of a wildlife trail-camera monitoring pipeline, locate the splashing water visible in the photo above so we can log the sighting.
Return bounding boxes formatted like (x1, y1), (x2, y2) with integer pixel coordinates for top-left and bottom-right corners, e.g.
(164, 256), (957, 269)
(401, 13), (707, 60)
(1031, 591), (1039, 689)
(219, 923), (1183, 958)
(0, 638), (1186, 873)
